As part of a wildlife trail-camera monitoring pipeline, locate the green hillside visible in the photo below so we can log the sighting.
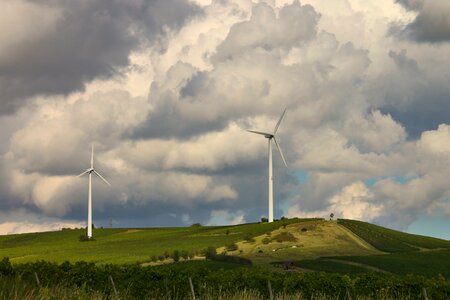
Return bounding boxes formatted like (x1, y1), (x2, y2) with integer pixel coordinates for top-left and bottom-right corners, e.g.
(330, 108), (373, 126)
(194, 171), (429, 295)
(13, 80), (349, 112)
(0, 218), (312, 264)
(338, 219), (450, 252)
(296, 248), (450, 277)
(1, 217), (449, 278)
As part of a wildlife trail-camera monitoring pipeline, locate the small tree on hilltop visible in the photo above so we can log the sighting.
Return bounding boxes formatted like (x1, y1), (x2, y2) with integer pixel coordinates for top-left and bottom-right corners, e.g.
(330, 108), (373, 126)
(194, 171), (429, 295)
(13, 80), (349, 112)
(330, 213), (334, 220)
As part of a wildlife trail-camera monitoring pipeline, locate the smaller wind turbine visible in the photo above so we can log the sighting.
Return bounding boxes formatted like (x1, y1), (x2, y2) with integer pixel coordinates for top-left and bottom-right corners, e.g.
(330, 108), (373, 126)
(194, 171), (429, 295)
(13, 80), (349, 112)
(247, 108), (287, 223)
(78, 144), (110, 239)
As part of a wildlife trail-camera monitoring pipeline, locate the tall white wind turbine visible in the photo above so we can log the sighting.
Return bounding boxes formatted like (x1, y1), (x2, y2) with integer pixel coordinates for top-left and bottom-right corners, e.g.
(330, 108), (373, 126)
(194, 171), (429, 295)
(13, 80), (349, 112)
(77, 144), (110, 239)
(247, 109), (287, 223)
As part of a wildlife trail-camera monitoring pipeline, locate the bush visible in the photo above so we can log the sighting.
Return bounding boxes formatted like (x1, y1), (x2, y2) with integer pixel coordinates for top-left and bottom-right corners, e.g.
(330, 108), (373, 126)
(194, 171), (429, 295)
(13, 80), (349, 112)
(78, 235), (95, 242)
(262, 237), (271, 244)
(226, 243), (238, 251)
(301, 227), (308, 232)
(172, 250), (180, 262)
(261, 217), (268, 223)
(273, 232), (297, 243)
(0, 257), (14, 276)
(163, 250), (171, 259)
(244, 233), (255, 243)
(204, 246), (217, 259)
(190, 223), (202, 227)
(180, 250), (189, 260)
(150, 255), (158, 262)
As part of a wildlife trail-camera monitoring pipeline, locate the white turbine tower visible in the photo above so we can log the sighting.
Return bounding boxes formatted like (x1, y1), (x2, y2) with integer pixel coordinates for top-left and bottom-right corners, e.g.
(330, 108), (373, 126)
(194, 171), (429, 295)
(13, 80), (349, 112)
(78, 144), (110, 239)
(247, 108), (287, 223)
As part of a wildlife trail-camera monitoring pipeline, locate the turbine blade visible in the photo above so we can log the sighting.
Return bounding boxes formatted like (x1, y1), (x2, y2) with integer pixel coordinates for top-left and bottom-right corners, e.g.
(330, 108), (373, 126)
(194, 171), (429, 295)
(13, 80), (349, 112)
(273, 108), (287, 134)
(93, 170), (111, 186)
(91, 144), (94, 168)
(273, 137), (287, 167)
(77, 170), (89, 177)
(247, 130), (272, 137)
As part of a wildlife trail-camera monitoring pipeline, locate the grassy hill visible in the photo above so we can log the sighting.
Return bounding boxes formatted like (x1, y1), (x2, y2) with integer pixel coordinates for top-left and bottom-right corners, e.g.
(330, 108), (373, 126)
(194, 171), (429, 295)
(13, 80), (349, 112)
(337, 219), (450, 252)
(1, 218), (449, 277)
(294, 219), (450, 277)
(0, 218), (312, 264)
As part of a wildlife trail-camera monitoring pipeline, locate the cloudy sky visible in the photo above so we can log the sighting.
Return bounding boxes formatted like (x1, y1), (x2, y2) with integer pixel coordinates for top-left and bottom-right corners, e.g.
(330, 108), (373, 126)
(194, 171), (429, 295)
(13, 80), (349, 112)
(1, 0), (450, 239)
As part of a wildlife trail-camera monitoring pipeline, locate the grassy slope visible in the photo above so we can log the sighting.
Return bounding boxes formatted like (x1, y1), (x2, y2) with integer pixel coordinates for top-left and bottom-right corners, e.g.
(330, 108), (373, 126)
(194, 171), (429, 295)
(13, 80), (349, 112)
(2, 217), (450, 278)
(222, 220), (381, 265)
(338, 219), (450, 252)
(296, 249), (450, 277)
(296, 219), (450, 277)
(0, 218), (309, 264)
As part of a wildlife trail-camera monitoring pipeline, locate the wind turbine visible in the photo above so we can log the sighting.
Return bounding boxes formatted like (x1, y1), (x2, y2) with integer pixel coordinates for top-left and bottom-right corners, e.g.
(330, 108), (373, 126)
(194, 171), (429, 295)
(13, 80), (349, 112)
(77, 144), (110, 239)
(247, 108), (287, 223)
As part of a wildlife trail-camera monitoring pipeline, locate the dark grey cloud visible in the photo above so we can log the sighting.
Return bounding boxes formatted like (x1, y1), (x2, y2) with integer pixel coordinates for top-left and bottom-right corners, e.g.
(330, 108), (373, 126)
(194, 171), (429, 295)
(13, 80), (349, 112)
(392, 0), (450, 43)
(377, 49), (450, 139)
(0, 0), (200, 114)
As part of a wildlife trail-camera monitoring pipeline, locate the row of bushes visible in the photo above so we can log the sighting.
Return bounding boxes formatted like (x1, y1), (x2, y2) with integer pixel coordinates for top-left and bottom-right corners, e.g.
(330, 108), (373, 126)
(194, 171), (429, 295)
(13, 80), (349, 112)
(1, 257), (449, 299)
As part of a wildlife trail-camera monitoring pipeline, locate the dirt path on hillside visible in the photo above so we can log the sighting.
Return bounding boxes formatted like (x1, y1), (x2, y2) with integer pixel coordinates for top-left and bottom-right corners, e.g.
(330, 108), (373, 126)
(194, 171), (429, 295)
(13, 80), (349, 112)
(336, 223), (379, 252)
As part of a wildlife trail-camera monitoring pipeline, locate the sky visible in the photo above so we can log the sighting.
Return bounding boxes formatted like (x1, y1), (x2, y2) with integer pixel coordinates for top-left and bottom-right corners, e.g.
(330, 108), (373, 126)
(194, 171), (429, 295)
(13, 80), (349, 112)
(0, 0), (450, 239)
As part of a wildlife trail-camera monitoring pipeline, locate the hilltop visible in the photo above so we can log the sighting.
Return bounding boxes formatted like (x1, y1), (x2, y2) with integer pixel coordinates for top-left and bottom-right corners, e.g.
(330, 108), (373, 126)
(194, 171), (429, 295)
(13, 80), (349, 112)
(1, 218), (449, 277)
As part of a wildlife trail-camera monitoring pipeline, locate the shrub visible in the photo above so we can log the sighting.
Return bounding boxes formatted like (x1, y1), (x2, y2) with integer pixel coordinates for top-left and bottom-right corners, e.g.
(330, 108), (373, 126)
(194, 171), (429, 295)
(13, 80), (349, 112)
(204, 246), (217, 259)
(163, 250), (171, 259)
(301, 227), (308, 232)
(78, 235), (95, 242)
(273, 232), (297, 243)
(150, 255), (158, 262)
(181, 250), (189, 260)
(190, 223), (202, 227)
(172, 250), (180, 262)
(0, 257), (13, 276)
(225, 229), (230, 235)
(261, 217), (268, 223)
(262, 237), (271, 244)
(226, 243), (238, 251)
(244, 233), (255, 243)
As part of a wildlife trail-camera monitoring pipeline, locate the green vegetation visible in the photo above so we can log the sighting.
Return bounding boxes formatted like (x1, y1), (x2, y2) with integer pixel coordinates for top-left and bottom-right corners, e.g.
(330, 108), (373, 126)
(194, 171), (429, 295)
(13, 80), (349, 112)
(0, 218), (310, 264)
(1, 258), (449, 299)
(272, 232), (297, 243)
(296, 259), (380, 275)
(333, 248), (450, 277)
(338, 219), (450, 252)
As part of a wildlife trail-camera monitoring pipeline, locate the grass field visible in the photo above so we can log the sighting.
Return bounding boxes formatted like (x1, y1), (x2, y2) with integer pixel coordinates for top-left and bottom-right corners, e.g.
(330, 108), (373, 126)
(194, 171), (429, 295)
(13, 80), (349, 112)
(225, 220), (381, 265)
(0, 218), (314, 264)
(295, 248), (450, 277)
(1, 217), (450, 278)
(338, 219), (450, 252)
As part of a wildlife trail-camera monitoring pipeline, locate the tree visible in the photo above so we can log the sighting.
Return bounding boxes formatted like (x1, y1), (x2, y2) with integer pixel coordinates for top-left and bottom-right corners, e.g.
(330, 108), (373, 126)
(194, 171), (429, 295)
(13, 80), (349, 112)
(172, 250), (180, 262)
(330, 213), (334, 220)
(181, 250), (189, 260)
(261, 217), (268, 223)
(204, 246), (217, 259)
